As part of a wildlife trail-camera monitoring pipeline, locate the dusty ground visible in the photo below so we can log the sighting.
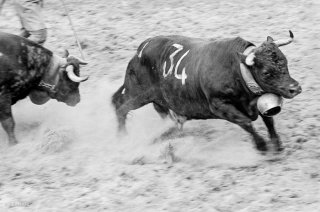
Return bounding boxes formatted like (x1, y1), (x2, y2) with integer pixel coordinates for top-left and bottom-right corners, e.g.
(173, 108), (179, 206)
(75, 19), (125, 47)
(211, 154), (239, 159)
(0, 0), (320, 211)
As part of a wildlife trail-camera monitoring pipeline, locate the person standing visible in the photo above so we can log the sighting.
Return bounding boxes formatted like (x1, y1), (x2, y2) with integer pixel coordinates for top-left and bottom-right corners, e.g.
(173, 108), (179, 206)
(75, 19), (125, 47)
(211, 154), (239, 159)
(1, 0), (47, 44)
(14, 0), (47, 44)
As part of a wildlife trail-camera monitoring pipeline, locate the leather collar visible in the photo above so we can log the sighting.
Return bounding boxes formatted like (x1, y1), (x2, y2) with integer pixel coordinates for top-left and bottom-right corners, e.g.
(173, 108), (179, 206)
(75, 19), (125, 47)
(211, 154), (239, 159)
(38, 80), (56, 93)
(37, 54), (66, 94)
(239, 46), (264, 95)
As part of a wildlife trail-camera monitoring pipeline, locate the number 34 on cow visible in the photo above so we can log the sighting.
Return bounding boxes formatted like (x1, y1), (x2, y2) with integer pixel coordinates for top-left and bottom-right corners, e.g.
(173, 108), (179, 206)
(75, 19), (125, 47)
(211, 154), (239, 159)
(162, 44), (190, 85)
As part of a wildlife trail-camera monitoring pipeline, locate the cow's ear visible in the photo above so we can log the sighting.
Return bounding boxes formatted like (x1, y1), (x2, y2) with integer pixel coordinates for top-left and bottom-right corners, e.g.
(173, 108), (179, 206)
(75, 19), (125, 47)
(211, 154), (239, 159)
(267, 36), (274, 42)
(62, 49), (69, 58)
(236, 52), (247, 64)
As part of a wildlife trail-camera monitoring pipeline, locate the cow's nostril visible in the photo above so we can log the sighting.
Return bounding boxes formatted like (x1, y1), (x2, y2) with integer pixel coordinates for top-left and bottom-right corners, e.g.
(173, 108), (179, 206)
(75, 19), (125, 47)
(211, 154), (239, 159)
(289, 86), (302, 95)
(289, 88), (296, 94)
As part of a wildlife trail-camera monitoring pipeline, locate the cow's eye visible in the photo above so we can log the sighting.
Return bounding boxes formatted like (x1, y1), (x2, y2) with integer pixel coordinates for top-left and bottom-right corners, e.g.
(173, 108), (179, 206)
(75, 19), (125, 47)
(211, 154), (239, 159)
(262, 70), (271, 77)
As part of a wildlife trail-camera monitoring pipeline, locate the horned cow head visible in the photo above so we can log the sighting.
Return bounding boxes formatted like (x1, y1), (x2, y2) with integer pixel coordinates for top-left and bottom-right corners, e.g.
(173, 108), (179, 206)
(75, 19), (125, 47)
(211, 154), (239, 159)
(53, 50), (89, 106)
(242, 31), (301, 99)
(63, 50), (89, 83)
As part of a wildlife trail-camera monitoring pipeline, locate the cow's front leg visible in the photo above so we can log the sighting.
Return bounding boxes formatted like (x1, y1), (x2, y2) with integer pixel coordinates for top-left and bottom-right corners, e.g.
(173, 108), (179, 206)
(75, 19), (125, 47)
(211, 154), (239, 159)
(1, 117), (18, 145)
(0, 95), (18, 145)
(260, 115), (283, 152)
(210, 99), (267, 151)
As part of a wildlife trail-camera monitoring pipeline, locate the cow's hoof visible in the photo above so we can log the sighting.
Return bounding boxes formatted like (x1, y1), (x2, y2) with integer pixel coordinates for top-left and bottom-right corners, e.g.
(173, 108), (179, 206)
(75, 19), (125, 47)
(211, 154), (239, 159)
(152, 137), (162, 144)
(8, 141), (18, 146)
(117, 127), (128, 137)
(117, 131), (127, 137)
(256, 143), (268, 152)
(276, 145), (285, 152)
(270, 138), (284, 152)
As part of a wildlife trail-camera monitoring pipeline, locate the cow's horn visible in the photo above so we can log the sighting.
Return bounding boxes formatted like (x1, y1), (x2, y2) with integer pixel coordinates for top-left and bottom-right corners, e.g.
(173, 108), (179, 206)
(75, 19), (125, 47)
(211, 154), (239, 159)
(245, 52), (255, 66)
(274, 30), (294, 47)
(66, 65), (89, 82)
(69, 55), (88, 65)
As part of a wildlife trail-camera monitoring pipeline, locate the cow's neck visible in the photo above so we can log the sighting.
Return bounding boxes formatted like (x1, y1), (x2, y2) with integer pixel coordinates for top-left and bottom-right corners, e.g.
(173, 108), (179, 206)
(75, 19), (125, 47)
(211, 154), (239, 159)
(30, 55), (66, 104)
(38, 54), (66, 94)
(239, 46), (264, 95)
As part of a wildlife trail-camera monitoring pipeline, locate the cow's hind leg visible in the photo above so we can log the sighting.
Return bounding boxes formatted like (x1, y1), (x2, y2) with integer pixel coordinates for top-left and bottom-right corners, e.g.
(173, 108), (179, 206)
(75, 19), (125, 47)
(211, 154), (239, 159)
(112, 85), (154, 133)
(0, 95), (18, 145)
(169, 110), (187, 130)
(112, 85), (127, 132)
(153, 110), (187, 143)
(153, 103), (187, 129)
(153, 103), (169, 119)
(153, 104), (186, 129)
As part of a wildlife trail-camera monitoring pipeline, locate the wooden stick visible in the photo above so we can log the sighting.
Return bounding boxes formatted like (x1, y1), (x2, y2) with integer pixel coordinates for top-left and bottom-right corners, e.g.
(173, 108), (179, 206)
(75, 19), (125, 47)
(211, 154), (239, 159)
(60, 0), (85, 60)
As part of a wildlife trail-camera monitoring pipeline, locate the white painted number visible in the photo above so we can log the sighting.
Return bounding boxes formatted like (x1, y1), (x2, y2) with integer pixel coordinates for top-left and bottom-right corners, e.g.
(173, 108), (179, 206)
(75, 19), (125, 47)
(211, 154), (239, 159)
(163, 44), (189, 85)
(163, 44), (183, 77)
(138, 42), (149, 58)
(174, 50), (189, 85)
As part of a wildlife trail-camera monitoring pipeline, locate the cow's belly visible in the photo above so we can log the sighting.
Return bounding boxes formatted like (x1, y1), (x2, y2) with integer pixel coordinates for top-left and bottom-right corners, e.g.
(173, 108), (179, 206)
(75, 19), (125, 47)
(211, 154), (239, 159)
(172, 102), (214, 120)
(159, 87), (213, 120)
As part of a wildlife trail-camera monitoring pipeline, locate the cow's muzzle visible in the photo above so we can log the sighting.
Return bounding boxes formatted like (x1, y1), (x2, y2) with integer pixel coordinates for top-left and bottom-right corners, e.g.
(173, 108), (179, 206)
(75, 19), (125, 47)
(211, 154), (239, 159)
(66, 97), (80, 107)
(280, 83), (302, 99)
(63, 93), (81, 106)
(66, 99), (80, 107)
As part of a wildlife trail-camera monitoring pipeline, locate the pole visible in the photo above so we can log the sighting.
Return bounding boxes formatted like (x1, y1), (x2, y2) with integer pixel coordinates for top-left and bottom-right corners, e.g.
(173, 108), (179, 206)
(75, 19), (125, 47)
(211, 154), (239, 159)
(60, 0), (85, 60)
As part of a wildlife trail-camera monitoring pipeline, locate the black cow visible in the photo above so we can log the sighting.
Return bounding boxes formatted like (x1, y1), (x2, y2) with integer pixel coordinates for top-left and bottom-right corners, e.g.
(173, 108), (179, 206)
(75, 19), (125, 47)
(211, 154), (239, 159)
(112, 31), (302, 152)
(0, 32), (88, 145)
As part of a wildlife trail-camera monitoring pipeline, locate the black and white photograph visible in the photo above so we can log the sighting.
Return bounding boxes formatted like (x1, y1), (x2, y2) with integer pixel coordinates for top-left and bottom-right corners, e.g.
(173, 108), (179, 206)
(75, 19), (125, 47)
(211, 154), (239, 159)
(0, 0), (319, 211)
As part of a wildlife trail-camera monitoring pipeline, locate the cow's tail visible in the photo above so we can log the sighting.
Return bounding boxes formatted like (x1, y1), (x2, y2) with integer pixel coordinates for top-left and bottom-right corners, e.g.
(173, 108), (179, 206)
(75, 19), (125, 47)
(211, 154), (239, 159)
(112, 84), (125, 111)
